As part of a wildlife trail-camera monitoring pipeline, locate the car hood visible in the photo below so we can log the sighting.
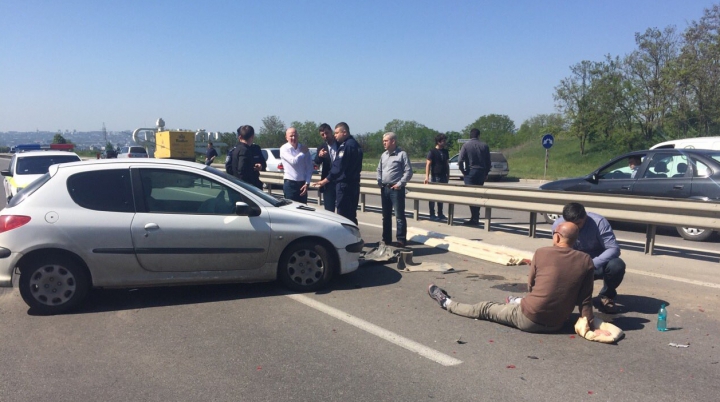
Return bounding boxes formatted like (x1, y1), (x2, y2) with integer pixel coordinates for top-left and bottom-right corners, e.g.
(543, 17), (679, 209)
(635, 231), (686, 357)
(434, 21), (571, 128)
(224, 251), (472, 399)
(539, 176), (591, 191)
(7, 173), (44, 189)
(277, 201), (357, 226)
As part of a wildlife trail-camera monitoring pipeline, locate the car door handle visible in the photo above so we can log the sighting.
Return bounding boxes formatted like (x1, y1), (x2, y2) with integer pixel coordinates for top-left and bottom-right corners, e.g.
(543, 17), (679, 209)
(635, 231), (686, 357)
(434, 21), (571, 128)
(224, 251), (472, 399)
(673, 185), (684, 190)
(621, 185), (631, 190)
(144, 223), (160, 231)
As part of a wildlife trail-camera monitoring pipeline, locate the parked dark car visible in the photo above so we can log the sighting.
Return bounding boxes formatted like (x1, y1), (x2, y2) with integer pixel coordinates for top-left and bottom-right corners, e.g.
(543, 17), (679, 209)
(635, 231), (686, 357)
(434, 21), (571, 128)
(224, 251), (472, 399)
(101, 149), (118, 159)
(540, 149), (720, 241)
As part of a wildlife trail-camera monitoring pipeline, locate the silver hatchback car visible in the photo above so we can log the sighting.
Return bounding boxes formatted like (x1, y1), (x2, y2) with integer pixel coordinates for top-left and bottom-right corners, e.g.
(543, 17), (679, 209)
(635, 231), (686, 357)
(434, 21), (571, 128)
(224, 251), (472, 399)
(0, 159), (363, 314)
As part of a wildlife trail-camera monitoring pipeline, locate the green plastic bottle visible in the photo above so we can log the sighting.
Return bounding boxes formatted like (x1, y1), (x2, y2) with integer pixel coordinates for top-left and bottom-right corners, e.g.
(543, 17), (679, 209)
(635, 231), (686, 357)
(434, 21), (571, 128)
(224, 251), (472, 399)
(657, 304), (668, 331)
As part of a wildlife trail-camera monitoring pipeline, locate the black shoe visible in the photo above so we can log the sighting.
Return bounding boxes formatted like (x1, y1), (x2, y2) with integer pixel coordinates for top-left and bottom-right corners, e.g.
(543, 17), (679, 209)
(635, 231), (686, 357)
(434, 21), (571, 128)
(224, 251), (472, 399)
(429, 214), (437, 221)
(427, 284), (448, 308)
(462, 220), (479, 226)
(437, 214), (447, 221)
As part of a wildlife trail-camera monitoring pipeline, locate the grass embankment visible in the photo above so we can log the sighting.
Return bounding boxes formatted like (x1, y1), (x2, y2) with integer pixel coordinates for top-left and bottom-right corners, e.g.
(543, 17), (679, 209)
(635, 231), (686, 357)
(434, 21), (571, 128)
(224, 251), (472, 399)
(502, 136), (618, 180)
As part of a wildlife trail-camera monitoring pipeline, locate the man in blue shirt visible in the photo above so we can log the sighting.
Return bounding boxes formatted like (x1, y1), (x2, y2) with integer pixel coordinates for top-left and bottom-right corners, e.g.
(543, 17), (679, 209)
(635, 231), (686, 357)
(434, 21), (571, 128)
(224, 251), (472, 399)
(552, 202), (626, 313)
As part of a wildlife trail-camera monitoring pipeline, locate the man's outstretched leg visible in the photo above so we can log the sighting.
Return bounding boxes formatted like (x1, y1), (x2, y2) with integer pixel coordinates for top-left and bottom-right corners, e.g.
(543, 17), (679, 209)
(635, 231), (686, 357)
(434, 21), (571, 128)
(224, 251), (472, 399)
(428, 284), (559, 333)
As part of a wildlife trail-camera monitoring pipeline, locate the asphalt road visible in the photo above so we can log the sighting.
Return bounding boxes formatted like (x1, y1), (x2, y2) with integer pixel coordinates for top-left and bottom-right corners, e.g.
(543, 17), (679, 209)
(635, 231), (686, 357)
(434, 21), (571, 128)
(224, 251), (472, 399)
(1, 159), (719, 401)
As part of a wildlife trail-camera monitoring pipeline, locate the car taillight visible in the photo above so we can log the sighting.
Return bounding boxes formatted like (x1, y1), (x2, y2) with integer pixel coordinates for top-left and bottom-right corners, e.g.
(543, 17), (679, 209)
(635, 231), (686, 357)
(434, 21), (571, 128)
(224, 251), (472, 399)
(278, 163), (284, 170)
(0, 215), (31, 233)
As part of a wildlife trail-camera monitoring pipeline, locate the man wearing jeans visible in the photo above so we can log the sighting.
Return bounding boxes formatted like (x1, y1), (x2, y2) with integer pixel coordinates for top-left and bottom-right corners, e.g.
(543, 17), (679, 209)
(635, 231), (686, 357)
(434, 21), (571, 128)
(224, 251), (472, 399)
(377, 132), (413, 247)
(424, 133), (449, 221)
(552, 202), (626, 314)
(428, 221), (604, 334)
(458, 128), (491, 226)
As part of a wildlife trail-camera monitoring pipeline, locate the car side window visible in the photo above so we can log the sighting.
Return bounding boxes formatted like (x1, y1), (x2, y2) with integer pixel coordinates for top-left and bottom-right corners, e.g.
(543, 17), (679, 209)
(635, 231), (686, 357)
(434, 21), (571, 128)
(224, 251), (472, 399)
(643, 153), (688, 179)
(67, 169), (135, 213)
(139, 169), (248, 214)
(694, 160), (711, 178)
(8, 155), (16, 175)
(597, 156), (642, 180)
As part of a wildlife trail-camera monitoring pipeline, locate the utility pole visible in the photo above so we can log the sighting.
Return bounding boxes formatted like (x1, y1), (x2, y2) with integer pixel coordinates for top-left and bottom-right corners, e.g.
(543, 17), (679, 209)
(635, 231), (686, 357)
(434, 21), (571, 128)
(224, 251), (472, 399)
(102, 123), (108, 147)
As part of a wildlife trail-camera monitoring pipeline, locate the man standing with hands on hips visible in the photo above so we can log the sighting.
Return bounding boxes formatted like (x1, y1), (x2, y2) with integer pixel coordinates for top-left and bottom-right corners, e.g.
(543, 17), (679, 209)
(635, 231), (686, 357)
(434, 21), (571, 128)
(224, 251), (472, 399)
(458, 128), (491, 226)
(377, 132), (413, 247)
(280, 127), (314, 204)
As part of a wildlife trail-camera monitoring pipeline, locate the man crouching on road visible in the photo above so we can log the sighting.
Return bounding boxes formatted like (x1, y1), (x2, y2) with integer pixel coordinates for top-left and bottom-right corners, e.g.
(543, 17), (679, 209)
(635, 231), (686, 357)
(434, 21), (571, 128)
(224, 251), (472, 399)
(428, 222), (609, 335)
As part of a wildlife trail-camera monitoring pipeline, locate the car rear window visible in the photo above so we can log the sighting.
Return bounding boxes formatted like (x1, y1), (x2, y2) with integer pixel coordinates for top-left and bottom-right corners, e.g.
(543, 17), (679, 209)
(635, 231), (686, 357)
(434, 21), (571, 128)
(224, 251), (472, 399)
(130, 147), (147, 154)
(490, 153), (507, 163)
(271, 150), (280, 158)
(16, 155), (81, 175)
(67, 170), (135, 213)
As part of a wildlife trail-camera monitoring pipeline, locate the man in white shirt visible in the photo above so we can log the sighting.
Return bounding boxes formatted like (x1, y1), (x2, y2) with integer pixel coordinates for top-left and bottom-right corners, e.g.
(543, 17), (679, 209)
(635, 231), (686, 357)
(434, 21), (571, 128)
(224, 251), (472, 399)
(280, 127), (314, 204)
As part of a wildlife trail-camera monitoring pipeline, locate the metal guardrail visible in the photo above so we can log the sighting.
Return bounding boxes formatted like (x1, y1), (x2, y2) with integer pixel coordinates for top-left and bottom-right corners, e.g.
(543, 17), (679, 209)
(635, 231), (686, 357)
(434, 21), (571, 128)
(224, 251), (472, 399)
(259, 171), (720, 256)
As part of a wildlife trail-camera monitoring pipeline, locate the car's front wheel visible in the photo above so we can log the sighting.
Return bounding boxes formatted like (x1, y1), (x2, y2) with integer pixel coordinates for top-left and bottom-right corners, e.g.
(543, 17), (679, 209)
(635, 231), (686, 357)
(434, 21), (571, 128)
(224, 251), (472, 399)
(544, 213), (561, 225)
(278, 240), (334, 292)
(19, 256), (90, 315)
(676, 226), (716, 242)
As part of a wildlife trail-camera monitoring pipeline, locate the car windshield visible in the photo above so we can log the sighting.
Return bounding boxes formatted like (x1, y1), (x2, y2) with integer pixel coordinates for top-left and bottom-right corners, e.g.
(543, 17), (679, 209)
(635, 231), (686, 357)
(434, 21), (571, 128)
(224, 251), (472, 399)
(203, 165), (287, 206)
(15, 155), (81, 175)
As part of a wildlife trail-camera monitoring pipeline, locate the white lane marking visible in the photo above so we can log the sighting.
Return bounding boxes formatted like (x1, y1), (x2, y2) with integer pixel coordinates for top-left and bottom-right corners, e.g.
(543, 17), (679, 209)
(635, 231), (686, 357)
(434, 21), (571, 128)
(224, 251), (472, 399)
(359, 221), (720, 289)
(626, 269), (720, 289)
(286, 294), (463, 367)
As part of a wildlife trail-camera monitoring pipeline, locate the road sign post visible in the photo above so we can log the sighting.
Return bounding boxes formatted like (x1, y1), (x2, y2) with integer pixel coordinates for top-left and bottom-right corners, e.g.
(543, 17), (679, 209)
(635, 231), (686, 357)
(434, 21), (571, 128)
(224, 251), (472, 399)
(541, 134), (554, 180)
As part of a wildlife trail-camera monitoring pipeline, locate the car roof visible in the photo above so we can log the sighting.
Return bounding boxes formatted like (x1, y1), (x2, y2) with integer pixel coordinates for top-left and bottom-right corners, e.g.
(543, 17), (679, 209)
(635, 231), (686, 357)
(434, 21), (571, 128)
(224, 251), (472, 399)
(46, 158), (208, 174)
(15, 150), (80, 158)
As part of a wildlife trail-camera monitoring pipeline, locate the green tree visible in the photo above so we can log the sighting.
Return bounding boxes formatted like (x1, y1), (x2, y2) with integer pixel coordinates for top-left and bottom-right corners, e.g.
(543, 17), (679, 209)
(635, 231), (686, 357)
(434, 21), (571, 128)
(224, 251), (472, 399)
(256, 115), (286, 148)
(52, 133), (67, 144)
(555, 60), (597, 155)
(623, 26), (679, 143)
(676, 4), (720, 136)
(463, 114), (516, 149)
(516, 114), (566, 145)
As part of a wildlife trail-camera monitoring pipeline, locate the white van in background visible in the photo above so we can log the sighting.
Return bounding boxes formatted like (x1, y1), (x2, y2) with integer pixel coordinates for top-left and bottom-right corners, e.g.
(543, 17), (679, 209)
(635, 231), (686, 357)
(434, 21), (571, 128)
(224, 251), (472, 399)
(650, 136), (720, 150)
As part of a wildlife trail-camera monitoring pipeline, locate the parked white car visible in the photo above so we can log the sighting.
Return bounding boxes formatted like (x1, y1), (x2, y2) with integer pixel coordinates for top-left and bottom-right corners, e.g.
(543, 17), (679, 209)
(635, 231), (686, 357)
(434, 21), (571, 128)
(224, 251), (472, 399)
(0, 158), (363, 314)
(117, 146), (149, 158)
(1, 150), (81, 203)
(448, 152), (509, 181)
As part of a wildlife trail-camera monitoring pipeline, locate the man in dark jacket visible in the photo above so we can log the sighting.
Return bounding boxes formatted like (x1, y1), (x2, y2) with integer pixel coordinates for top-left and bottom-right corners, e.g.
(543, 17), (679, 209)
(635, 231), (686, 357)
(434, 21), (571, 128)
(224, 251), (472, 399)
(458, 128), (491, 226)
(314, 123), (338, 212)
(231, 125), (266, 190)
(312, 122), (363, 224)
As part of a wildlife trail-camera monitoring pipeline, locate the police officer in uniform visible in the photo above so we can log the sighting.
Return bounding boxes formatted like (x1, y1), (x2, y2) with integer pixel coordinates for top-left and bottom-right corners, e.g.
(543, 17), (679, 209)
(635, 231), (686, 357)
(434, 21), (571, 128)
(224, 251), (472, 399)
(312, 122), (363, 224)
(231, 125), (266, 190)
(314, 123), (338, 212)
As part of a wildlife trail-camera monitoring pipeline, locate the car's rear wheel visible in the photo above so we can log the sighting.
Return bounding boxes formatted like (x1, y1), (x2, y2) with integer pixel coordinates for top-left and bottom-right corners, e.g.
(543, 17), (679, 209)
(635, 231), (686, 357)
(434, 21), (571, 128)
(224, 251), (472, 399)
(278, 240), (333, 292)
(676, 226), (716, 242)
(19, 256), (90, 315)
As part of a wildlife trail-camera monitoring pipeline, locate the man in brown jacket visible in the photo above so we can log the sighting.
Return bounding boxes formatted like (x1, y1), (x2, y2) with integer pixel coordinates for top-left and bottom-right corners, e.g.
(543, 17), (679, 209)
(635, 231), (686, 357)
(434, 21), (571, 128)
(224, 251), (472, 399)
(428, 222), (607, 334)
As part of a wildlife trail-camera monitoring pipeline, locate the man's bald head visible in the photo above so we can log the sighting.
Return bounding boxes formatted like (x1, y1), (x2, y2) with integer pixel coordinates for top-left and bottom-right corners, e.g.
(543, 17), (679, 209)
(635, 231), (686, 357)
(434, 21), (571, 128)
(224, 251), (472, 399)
(554, 221), (579, 247)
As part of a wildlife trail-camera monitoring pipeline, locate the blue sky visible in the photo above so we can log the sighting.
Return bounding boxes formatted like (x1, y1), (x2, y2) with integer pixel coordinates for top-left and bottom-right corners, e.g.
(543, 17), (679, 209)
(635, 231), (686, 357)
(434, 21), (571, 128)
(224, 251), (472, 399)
(1, 0), (716, 135)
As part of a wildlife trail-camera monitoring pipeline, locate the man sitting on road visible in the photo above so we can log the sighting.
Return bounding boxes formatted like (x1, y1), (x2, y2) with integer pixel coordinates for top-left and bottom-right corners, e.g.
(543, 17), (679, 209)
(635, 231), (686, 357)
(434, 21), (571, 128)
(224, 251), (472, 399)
(428, 222), (607, 334)
(552, 202), (626, 314)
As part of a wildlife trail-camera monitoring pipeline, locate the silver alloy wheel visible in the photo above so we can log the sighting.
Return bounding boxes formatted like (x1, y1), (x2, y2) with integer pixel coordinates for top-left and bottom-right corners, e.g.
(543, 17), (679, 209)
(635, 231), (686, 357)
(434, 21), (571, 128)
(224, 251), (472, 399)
(285, 248), (325, 287)
(544, 213), (561, 224)
(28, 264), (77, 306)
(677, 226), (714, 241)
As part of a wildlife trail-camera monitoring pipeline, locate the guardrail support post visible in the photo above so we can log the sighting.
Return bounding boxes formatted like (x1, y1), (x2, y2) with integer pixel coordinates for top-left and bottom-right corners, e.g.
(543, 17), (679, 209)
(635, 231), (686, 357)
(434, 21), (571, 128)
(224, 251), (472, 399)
(448, 204), (454, 226)
(645, 224), (657, 255)
(318, 192), (323, 206)
(483, 207), (492, 232)
(360, 194), (366, 212)
(413, 199), (419, 221)
(529, 212), (537, 238)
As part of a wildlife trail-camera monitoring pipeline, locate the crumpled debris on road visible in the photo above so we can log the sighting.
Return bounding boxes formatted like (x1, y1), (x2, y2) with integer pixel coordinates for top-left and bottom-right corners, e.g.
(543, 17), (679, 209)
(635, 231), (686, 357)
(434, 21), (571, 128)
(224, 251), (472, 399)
(668, 342), (690, 348)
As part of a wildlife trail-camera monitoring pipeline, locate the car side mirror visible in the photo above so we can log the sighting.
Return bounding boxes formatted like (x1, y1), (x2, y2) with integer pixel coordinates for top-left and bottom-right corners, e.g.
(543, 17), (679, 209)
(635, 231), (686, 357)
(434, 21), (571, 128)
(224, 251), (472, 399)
(235, 202), (260, 217)
(586, 174), (599, 184)
(1, 170), (11, 177)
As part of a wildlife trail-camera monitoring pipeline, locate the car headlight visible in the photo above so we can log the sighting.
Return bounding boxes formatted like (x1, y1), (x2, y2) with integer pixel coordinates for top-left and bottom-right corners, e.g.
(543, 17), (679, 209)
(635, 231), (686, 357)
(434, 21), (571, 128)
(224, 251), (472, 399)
(342, 224), (361, 238)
